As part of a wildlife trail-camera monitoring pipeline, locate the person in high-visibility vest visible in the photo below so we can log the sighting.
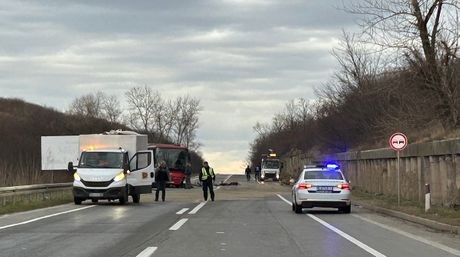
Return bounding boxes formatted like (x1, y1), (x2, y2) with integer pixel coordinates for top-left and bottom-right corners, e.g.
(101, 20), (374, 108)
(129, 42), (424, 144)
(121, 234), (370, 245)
(199, 161), (216, 201)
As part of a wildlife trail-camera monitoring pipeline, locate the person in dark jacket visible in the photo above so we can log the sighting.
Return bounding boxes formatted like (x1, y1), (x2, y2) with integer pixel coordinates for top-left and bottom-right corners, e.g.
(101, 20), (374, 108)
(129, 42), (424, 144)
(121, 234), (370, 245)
(199, 161), (215, 201)
(184, 162), (193, 189)
(155, 161), (169, 202)
(255, 165), (261, 181)
(245, 165), (251, 182)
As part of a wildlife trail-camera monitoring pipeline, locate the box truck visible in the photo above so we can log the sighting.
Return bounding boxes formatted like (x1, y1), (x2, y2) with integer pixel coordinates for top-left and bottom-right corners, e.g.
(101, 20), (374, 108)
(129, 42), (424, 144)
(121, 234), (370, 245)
(41, 130), (154, 205)
(260, 152), (282, 182)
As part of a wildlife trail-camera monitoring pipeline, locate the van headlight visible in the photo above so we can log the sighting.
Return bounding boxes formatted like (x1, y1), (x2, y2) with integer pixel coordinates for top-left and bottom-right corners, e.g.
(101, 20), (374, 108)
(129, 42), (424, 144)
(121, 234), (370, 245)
(73, 173), (81, 181)
(114, 172), (126, 182)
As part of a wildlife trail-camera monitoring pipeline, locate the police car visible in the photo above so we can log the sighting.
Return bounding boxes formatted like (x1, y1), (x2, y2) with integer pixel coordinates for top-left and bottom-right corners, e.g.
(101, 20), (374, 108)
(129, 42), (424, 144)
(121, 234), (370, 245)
(292, 163), (351, 214)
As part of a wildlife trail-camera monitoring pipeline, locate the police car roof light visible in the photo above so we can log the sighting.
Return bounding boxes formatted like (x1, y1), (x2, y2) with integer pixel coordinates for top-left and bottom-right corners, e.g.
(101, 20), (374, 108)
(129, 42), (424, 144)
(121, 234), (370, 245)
(325, 163), (340, 170)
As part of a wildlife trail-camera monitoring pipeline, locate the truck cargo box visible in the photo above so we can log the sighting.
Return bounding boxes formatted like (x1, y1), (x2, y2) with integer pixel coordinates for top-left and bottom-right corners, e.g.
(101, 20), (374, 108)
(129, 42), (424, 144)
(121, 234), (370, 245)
(41, 133), (148, 171)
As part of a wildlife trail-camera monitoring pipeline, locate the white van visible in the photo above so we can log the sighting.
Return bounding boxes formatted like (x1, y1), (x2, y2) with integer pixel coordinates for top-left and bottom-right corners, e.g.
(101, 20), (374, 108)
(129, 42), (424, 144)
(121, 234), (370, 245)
(41, 131), (155, 205)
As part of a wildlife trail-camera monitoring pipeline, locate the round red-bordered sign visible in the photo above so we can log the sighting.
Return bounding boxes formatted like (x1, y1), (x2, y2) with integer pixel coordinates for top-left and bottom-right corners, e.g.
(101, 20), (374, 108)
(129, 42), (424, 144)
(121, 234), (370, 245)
(389, 132), (408, 151)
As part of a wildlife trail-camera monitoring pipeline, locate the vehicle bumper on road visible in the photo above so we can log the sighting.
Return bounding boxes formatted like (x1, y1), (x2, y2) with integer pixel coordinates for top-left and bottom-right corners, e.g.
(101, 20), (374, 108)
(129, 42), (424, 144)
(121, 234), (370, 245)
(261, 172), (279, 180)
(299, 199), (351, 208)
(73, 186), (125, 200)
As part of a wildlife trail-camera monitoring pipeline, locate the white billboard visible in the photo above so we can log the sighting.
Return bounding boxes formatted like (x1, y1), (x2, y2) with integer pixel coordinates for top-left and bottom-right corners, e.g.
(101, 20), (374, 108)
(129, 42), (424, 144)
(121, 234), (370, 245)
(41, 136), (80, 171)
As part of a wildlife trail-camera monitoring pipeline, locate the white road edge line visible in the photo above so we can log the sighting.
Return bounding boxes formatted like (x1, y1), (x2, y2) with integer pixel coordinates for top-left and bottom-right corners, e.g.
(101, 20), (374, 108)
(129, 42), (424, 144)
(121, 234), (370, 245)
(351, 214), (460, 256)
(136, 246), (158, 257)
(176, 208), (189, 215)
(189, 201), (207, 214)
(169, 218), (188, 231)
(276, 194), (386, 257)
(0, 205), (95, 231)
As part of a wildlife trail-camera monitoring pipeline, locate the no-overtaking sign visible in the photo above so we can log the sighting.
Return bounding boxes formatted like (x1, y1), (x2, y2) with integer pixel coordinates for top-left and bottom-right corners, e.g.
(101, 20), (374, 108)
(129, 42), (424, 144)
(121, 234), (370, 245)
(389, 132), (408, 151)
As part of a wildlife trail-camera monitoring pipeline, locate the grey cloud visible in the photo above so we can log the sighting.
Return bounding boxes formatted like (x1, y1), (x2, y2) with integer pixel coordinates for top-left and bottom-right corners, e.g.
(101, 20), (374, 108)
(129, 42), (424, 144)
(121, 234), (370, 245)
(0, 0), (358, 172)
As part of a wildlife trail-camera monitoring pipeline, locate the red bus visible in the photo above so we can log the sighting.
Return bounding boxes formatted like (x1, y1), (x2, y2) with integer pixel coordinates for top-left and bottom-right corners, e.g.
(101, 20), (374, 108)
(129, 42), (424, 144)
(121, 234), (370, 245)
(148, 144), (190, 187)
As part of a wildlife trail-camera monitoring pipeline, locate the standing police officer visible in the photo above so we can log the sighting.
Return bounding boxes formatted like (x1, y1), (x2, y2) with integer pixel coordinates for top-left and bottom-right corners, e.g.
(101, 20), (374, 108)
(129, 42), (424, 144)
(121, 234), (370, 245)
(199, 161), (215, 201)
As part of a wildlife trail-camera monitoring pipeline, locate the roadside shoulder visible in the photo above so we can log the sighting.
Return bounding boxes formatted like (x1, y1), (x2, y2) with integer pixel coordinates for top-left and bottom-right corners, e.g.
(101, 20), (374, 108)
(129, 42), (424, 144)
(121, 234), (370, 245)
(355, 200), (460, 235)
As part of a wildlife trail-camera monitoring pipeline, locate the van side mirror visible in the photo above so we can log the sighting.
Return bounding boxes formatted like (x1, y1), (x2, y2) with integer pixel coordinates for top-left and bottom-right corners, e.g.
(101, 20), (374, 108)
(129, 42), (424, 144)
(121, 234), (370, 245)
(67, 162), (74, 173)
(123, 163), (130, 173)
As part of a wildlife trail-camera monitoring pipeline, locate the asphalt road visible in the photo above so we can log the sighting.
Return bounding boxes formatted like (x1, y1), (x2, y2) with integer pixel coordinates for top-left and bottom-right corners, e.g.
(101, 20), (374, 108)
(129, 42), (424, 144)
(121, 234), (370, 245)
(0, 174), (459, 257)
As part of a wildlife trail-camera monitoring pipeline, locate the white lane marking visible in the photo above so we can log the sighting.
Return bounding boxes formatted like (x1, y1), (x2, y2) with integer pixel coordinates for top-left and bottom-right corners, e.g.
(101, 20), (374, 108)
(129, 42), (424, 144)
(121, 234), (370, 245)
(136, 247), (158, 257)
(276, 194), (386, 257)
(189, 201), (207, 214)
(169, 218), (188, 231)
(216, 175), (233, 190)
(277, 193), (292, 205)
(176, 208), (189, 215)
(216, 231), (225, 234)
(0, 205), (95, 231)
(307, 214), (386, 257)
(352, 214), (460, 256)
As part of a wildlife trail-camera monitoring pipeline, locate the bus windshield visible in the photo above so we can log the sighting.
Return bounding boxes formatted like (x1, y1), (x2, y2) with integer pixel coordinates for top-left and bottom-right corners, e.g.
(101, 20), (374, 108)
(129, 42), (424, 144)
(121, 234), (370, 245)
(79, 152), (124, 169)
(262, 160), (280, 169)
(155, 148), (188, 171)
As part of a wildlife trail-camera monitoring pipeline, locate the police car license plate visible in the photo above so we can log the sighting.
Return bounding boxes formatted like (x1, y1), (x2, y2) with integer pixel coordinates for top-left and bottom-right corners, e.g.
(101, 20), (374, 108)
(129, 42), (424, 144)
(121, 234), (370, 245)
(89, 193), (103, 197)
(317, 186), (333, 192)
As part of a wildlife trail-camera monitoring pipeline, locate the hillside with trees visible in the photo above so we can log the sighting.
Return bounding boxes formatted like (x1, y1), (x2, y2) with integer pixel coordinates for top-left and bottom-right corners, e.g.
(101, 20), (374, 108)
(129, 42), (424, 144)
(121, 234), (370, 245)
(249, 0), (460, 166)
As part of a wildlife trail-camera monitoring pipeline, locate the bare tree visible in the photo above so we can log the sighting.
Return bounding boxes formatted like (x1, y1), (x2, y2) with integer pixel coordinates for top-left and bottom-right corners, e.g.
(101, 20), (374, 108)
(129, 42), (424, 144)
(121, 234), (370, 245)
(346, 0), (460, 127)
(125, 86), (202, 148)
(68, 92), (105, 118)
(125, 86), (159, 133)
(102, 95), (122, 123)
(172, 96), (201, 147)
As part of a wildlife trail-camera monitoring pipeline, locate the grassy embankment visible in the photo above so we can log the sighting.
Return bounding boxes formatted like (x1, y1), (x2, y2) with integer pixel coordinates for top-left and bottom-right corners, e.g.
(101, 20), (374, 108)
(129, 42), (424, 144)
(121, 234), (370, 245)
(352, 189), (460, 227)
(0, 190), (73, 216)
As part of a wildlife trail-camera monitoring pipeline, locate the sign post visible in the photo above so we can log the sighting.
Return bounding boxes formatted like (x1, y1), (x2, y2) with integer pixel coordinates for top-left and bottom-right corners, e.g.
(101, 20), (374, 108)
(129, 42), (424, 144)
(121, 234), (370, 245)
(389, 132), (408, 206)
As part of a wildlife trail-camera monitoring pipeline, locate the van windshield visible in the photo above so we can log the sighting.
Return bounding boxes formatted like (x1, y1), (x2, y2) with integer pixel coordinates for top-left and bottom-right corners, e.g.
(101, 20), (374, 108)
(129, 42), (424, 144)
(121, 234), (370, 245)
(79, 152), (124, 169)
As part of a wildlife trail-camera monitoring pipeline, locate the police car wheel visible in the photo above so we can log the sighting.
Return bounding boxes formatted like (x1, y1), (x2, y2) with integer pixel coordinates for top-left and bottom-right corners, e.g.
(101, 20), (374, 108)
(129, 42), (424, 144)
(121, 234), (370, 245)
(340, 205), (351, 214)
(132, 193), (140, 203)
(294, 203), (302, 214)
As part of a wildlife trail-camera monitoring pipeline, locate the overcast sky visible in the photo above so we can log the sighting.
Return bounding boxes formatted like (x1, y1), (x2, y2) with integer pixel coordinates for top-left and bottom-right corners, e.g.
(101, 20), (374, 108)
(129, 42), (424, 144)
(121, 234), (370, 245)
(0, 0), (358, 173)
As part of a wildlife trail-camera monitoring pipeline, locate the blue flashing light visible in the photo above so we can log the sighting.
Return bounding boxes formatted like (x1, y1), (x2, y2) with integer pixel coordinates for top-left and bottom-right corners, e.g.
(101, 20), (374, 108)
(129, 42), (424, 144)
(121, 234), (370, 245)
(325, 163), (340, 170)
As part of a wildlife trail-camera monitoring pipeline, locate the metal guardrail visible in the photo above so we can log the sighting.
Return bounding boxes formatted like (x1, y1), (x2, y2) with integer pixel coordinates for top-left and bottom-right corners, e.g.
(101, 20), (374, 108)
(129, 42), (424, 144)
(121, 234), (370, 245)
(0, 183), (73, 194)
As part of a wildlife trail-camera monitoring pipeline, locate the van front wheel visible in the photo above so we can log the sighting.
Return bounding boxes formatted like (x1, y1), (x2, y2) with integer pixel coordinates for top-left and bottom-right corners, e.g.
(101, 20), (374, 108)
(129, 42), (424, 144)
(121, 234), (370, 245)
(119, 188), (128, 205)
(74, 197), (82, 205)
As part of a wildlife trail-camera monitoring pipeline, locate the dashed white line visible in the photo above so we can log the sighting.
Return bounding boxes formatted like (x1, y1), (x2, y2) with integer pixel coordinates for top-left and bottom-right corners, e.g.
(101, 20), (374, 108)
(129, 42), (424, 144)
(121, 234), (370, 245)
(136, 247), (158, 257)
(276, 194), (386, 257)
(352, 214), (460, 256)
(176, 208), (189, 215)
(0, 205), (95, 231)
(169, 218), (188, 231)
(189, 201), (207, 214)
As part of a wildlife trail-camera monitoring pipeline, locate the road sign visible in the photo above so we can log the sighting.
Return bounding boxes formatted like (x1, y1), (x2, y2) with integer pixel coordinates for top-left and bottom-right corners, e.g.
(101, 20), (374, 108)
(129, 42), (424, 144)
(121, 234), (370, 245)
(389, 132), (408, 207)
(389, 132), (408, 151)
